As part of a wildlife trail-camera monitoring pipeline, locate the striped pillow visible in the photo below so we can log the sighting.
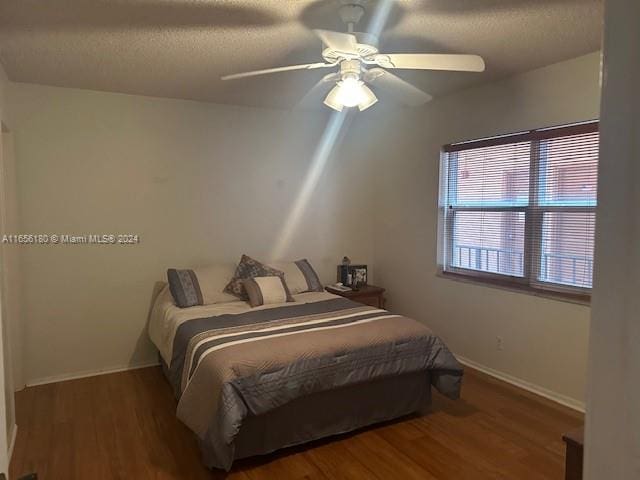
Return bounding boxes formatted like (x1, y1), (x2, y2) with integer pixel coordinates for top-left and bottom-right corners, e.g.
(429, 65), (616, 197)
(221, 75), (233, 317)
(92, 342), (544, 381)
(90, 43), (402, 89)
(243, 276), (294, 307)
(167, 265), (238, 308)
(167, 269), (202, 308)
(267, 259), (323, 294)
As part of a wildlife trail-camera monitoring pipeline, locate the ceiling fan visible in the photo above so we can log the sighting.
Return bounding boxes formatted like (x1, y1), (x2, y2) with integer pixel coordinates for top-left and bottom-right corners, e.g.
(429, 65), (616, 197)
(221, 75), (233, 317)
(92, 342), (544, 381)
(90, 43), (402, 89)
(221, 0), (485, 112)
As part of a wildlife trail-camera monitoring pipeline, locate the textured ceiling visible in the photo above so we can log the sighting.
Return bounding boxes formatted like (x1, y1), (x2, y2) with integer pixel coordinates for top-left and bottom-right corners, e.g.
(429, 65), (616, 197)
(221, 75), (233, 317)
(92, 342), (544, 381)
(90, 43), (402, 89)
(0, 0), (603, 109)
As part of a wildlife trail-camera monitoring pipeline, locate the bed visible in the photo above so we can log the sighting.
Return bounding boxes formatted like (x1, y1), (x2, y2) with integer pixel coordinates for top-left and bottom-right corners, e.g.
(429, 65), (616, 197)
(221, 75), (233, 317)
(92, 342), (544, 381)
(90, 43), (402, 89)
(148, 285), (463, 471)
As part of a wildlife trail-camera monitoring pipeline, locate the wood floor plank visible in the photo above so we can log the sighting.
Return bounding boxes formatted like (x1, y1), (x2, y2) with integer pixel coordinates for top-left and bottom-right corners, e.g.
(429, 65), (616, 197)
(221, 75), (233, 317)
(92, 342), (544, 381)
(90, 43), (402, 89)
(9, 366), (582, 479)
(377, 418), (490, 479)
(303, 438), (378, 480)
(24, 383), (57, 479)
(244, 448), (326, 480)
(341, 430), (438, 480)
(9, 383), (34, 476)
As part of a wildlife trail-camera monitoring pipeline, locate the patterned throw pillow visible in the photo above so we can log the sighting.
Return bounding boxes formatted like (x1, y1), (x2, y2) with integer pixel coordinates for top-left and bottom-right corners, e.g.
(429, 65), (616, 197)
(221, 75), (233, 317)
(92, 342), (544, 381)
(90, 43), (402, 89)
(243, 276), (294, 307)
(224, 254), (285, 300)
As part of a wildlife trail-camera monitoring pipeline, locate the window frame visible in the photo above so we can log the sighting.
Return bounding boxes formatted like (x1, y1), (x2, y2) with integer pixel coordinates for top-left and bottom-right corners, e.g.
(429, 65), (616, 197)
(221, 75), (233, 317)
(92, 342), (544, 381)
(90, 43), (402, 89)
(438, 121), (599, 304)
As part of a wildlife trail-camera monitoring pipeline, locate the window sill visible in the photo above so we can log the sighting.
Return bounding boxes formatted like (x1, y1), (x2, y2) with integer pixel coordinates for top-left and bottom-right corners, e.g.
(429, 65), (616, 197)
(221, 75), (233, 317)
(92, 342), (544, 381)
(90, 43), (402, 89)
(436, 270), (591, 306)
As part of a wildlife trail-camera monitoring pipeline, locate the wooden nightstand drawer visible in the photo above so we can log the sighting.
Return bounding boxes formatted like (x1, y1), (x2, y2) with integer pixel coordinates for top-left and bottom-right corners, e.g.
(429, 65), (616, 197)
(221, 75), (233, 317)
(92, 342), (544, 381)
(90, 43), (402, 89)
(325, 285), (386, 309)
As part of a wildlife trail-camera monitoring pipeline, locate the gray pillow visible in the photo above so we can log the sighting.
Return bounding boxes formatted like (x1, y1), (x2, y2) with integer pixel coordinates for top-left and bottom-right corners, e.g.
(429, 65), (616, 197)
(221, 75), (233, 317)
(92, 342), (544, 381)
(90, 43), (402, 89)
(167, 269), (203, 308)
(167, 265), (238, 308)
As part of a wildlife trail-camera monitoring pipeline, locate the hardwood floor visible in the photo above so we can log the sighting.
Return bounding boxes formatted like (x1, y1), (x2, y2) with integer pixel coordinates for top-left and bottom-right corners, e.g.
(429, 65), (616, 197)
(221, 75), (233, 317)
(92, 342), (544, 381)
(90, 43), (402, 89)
(10, 366), (583, 480)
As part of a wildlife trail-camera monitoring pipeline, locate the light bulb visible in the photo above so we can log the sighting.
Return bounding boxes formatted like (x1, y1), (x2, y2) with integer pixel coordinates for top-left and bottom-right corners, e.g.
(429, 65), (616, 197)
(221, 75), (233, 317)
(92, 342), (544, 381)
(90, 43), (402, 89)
(324, 77), (378, 112)
(335, 77), (367, 108)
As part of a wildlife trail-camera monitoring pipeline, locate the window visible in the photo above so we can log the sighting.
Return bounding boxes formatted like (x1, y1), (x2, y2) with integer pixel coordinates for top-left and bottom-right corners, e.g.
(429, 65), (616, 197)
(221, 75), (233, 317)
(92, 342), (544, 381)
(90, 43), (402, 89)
(439, 121), (598, 299)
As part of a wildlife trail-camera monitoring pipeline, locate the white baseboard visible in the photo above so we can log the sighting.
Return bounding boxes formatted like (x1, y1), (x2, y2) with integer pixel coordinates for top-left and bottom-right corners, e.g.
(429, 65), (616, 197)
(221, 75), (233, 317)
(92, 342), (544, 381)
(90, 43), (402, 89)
(456, 355), (586, 413)
(8, 423), (17, 463)
(23, 356), (584, 412)
(26, 361), (161, 387)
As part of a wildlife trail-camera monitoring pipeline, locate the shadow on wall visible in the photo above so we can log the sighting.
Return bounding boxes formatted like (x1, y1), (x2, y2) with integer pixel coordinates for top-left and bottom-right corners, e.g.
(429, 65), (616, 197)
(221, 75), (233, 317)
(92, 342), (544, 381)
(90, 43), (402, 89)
(128, 281), (166, 369)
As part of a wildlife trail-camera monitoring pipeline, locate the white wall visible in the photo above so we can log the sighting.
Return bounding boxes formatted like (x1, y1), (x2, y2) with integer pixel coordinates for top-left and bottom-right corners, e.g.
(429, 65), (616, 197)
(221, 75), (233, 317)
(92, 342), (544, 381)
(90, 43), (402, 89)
(0, 130), (18, 455)
(0, 63), (9, 126)
(8, 84), (374, 384)
(0, 60), (15, 472)
(1, 132), (22, 395)
(6, 52), (603, 406)
(1, 61), (23, 391)
(353, 52), (601, 408)
(585, 0), (640, 477)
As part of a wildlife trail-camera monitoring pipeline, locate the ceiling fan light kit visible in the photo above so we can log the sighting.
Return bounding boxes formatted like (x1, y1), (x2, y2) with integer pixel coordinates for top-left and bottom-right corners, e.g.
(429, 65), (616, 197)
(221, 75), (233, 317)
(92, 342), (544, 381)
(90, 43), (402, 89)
(221, 1), (485, 112)
(323, 59), (378, 112)
(324, 78), (378, 112)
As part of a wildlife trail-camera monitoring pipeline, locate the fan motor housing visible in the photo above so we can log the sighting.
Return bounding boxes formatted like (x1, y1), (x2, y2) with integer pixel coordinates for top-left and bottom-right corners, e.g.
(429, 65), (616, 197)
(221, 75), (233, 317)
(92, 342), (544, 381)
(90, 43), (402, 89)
(339, 59), (362, 78)
(321, 31), (379, 64)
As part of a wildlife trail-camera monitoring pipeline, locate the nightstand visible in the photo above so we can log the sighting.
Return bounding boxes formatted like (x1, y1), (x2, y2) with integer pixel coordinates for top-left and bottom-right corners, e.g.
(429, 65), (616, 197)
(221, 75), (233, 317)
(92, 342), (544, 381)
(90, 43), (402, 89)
(326, 285), (386, 309)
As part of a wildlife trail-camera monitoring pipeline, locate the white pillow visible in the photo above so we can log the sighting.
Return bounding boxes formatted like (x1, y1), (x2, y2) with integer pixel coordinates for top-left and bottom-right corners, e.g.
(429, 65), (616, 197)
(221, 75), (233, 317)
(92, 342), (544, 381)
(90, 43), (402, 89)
(267, 259), (323, 294)
(243, 276), (294, 307)
(193, 264), (239, 304)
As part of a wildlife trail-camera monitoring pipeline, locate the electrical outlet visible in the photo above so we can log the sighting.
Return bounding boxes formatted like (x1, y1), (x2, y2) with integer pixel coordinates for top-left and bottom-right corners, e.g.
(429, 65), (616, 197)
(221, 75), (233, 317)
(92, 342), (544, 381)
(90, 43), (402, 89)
(496, 336), (504, 351)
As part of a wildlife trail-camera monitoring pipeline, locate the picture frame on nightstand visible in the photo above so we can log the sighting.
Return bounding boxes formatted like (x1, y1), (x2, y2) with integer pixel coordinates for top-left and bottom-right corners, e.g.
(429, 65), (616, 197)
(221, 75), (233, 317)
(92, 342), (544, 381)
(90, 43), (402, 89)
(337, 263), (368, 289)
(349, 265), (367, 287)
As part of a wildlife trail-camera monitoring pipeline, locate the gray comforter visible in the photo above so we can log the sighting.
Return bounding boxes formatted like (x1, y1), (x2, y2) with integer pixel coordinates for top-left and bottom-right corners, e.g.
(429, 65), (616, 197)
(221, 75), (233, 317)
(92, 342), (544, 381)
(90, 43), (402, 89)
(167, 297), (463, 470)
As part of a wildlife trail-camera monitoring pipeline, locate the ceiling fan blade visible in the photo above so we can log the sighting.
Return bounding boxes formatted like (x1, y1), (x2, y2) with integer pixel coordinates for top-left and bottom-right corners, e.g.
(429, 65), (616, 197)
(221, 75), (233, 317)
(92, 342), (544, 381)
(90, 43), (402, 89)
(296, 72), (341, 109)
(221, 62), (334, 81)
(365, 68), (432, 106)
(377, 54), (485, 72)
(313, 29), (359, 56)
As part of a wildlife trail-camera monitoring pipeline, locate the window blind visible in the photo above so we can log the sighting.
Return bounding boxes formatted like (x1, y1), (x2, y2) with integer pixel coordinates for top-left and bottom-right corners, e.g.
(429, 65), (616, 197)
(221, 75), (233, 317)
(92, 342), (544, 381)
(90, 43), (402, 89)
(440, 121), (599, 295)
